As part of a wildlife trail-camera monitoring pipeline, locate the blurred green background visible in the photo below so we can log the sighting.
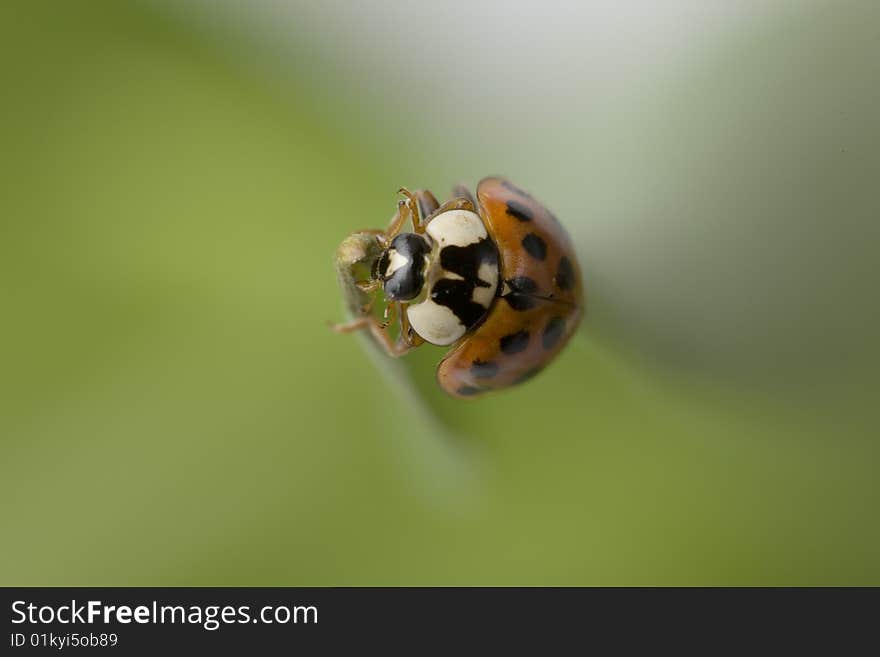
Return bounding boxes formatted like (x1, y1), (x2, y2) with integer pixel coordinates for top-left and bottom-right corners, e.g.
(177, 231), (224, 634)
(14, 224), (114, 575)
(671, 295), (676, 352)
(2, 1), (878, 585)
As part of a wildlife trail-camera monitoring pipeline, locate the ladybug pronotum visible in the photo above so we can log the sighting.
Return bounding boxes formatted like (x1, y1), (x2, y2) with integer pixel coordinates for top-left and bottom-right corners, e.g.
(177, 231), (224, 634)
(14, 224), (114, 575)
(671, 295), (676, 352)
(333, 177), (584, 398)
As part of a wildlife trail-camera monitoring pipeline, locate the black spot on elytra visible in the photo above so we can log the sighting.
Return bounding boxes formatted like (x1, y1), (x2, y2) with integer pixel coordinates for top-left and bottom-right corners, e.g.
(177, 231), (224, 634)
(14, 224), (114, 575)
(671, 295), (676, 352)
(542, 317), (566, 350)
(514, 366), (543, 384)
(503, 294), (536, 311)
(502, 276), (538, 311)
(431, 279), (488, 328)
(500, 330), (530, 354)
(556, 256), (574, 291)
(457, 385), (483, 397)
(471, 359), (499, 379)
(521, 233), (547, 260)
(505, 200), (533, 222)
(508, 276), (538, 294)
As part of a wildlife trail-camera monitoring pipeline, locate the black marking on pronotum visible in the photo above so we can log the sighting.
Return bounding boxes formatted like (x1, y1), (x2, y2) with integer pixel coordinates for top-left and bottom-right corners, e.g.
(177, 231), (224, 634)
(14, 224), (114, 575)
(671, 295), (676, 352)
(501, 179), (532, 198)
(457, 385), (483, 396)
(381, 233), (432, 301)
(542, 317), (566, 350)
(431, 279), (488, 328)
(514, 366), (543, 384)
(439, 238), (499, 289)
(431, 237), (499, 327)
(471, 359), (499, 379)
(505, 200), (533, 222)
(499, 330), (530, 354)
(521, 233), (547, 260)
(556, 256), (574, 291)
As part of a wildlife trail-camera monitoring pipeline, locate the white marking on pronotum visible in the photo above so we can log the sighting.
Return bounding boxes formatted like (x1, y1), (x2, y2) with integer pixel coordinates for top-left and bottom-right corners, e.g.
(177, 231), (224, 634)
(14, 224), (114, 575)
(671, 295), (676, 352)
(425, 210), (487, 247)
(384, 249), (410, 277)
(471, 261), (500, 307)
(406, 302), (466, 346)
(477, 261), (495, 282)
(472, 285), (494, 307)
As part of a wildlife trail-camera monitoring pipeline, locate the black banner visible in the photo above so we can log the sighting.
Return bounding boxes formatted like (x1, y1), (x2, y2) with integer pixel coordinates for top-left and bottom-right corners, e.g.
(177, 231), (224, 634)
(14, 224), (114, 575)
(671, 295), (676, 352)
(2, 588), (876, 653)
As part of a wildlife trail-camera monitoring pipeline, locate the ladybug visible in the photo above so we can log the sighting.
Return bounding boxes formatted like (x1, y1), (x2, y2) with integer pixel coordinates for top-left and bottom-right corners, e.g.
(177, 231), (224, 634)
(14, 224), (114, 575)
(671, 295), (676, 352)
(333, 177), (584, 398)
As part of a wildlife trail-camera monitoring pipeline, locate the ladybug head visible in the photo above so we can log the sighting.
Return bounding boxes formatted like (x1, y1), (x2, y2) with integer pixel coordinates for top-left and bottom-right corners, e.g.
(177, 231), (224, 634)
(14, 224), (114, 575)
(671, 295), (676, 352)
(373, 232), (432, 301)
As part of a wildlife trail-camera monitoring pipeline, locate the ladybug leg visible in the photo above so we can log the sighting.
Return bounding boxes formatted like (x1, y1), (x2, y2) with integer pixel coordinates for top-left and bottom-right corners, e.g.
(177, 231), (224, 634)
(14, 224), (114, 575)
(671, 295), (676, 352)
(330, 305), (414, 358)
(381, 188), (440, 241)
(356, 286), (381, 314)
(379, 202), (408, 245)
(381, 299), (396, 326)
(452, 184), (477, 209)
(413, 189), (440, 221)
(398, 187), (427, 234)
(398, 302), (426, 348)
(432, 196), (476, 214)
(356, 279), (382, 293)
(355, 281), (383, 312)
